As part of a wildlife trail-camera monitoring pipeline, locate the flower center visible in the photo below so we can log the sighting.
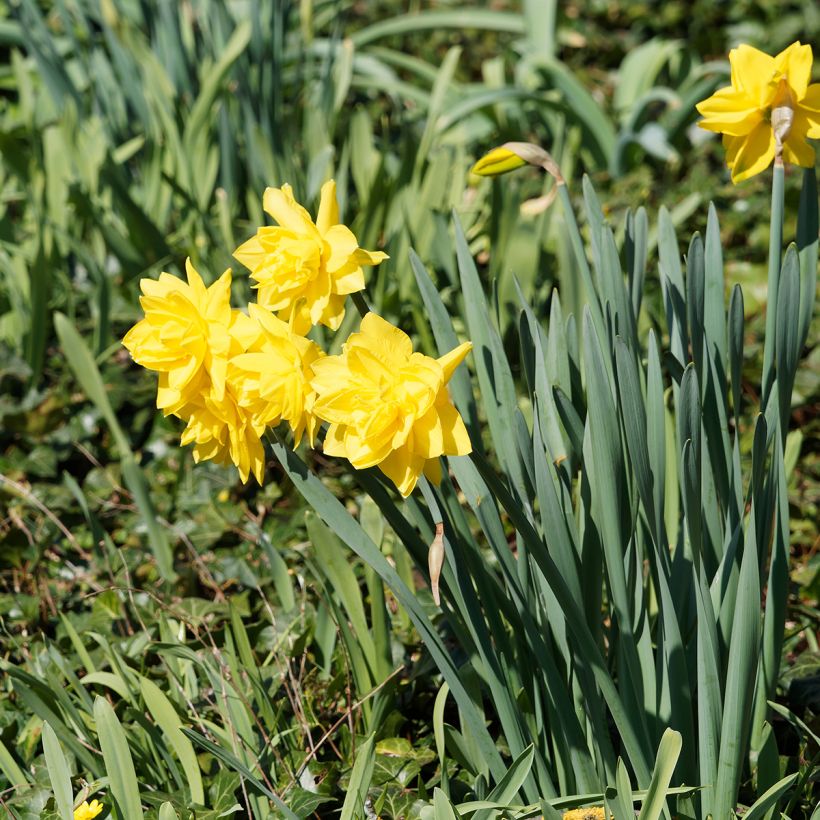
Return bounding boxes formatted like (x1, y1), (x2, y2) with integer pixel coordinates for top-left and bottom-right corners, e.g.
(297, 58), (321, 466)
(770, 78), (794, 148)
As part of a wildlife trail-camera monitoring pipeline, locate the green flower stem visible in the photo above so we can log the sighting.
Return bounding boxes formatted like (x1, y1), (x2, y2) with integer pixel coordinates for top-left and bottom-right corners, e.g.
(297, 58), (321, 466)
(351, 290), (372, 319)
(761, 158), (784, 403)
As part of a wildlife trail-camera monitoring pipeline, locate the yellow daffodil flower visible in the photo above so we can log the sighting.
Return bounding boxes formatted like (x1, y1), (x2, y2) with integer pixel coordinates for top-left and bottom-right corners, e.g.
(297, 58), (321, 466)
(178, 387), (267, 484)
(124, 263), (270, 483)
(74, 800), (104, 820)
(123, 259), (234, 414)
(697, 41), (820, 182)
(234, 180), (388, 334)
(310, 313), (472, 497)
(232, 303), (324, 447)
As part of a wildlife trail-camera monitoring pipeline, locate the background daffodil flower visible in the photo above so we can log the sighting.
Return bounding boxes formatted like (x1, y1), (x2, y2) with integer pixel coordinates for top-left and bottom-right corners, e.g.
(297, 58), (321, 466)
(696, 41), (820, 182)
(234, 180), (387, 334)
(310, 313), (472, 497)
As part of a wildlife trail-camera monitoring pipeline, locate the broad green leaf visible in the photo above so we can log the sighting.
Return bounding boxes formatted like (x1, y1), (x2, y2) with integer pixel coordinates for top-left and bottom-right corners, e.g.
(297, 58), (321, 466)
(140, 678), (205, 805)
(94, 696), (143, 819)
(340, 733), (376, 820)
(637, 728), (681, 820)
(41, 723), (73, 820)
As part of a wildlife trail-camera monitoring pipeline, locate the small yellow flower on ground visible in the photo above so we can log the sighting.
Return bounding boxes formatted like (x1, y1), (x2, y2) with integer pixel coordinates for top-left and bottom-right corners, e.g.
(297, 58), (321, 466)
(234, 180), (387, 334)
(310, 313), (472, 497)
(74, 800), (104, 820)
(696, 41), (820, 182)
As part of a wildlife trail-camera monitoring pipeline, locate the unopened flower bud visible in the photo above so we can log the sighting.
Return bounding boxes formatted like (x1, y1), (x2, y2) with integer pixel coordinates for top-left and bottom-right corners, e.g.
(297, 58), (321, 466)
(428, 522), (445, 606)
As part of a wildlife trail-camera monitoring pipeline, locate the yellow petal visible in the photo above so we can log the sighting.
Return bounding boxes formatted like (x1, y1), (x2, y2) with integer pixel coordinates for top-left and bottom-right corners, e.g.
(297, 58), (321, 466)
(725, 122), (775, 183)
(233, 234), (268, 272)
(359, 313), (414, 361)
(696, 86), (763, 136)
(436, 399), (472, 455)
(316, 179), (339, 234)
(412, 407), (445, 458)
(378, 445), (425, 497)
(423, 457), (443, 485)
(263, 184), (316, 234)
(471, 146), (528, 177)
(775, 41), (812, 100)
(184, 258), (207, 297)
(729, 44), (778, 108)
(782, 129), (816, 167)
(323, 224), (360, 272)
(323, 423), (348, 457)
(801, 84), (820, 137)
(437, 341), (472, 382)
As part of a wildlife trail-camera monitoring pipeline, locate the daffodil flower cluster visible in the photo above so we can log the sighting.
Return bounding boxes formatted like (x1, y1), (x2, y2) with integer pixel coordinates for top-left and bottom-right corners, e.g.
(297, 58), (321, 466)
(124, 182), (472, 496)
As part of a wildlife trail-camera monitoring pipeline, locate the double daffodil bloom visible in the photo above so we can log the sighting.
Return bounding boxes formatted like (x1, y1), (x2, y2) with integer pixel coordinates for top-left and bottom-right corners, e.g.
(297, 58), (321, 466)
(123, 259), (234, 415)
(232, 303), (324, 447)
(124, 264), (264, 483)
(310, 313), (472, 497)
(74, 800), (104, 820)
(234, 180), (387, 334)
(697, 41), (820, 182)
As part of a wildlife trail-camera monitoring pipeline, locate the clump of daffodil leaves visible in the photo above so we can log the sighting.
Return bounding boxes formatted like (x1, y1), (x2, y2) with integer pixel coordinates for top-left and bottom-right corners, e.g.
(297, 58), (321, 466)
(126, 40), (818, 499)
(124, 181), (472, 497)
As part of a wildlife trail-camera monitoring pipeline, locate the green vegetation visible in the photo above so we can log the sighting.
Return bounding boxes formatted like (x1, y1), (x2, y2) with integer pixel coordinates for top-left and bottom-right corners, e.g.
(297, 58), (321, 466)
(0, 1), (817, 817)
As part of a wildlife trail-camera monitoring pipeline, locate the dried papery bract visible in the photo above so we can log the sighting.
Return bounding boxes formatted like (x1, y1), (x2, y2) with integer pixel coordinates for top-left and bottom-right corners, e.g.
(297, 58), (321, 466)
(428, 521), (445, 606)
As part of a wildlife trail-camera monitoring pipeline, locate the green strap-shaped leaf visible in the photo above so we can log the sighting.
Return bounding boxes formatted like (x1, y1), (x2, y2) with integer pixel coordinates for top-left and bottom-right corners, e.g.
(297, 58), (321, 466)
(42, 723), (73, 820)
(140, 678), (205, 805)
(269, 437), (506, 782)
(637, 728), (682, 820)
(742, 772), (798, 820)
(340, 733), (376, 820)
(712, 514), (762, 819)
(94, 696), (144, 819)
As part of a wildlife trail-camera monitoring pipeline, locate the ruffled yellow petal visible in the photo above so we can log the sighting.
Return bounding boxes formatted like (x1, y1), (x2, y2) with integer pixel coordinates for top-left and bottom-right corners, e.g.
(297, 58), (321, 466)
(696, 86), (763, 136)
(801, 84), (820, 137)
(311, 315), (472, 496)
(263, 184), (316, 234)
(359, 313), (414, 360)
(729, 44), (778, 108)
(316, 179), (339, 234)
(775, 41), (812, 100)
(438, 342), (472, 382)
(725, 122), (776, 183)
(379, 445), (426, 497)
(423, 457), (443, 485)
(235, 182), (386, 331)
